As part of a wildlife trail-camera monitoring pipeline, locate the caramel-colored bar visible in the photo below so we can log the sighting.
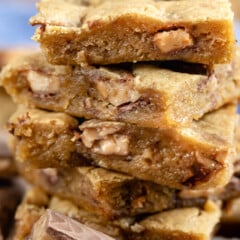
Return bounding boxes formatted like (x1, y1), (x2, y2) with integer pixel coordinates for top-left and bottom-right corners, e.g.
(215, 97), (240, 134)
(8, 104), (237, 189)
(19, 165), (175, 219)
(30, 0), (235, 65)
(14, 188), (220, 240)
(2, 50), (240, 128)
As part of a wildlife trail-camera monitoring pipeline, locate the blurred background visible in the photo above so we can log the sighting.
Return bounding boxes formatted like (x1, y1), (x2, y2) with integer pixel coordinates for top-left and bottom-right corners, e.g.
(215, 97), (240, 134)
(0, 0), (38, 49)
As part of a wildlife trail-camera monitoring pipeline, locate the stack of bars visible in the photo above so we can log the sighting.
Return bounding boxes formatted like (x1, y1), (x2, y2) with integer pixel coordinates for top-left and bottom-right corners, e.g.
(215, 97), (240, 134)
(0, 52), (23, 240)
(1, 0), (240, 239)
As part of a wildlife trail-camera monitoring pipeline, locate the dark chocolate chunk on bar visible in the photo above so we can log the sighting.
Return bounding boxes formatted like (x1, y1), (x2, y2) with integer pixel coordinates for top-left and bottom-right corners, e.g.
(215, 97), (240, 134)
(30, 209), (115, 240)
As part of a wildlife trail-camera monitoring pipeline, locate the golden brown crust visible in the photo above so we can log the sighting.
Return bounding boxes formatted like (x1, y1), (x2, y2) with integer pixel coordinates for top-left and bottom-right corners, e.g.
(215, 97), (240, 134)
(30, 0), (235, 65)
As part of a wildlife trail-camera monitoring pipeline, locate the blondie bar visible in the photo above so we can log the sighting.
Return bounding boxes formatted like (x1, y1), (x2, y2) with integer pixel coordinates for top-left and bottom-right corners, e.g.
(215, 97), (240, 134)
(14, 188), (220, 240)
(2, 50), (240, 128)
(30, 0), (235, 65)
(8, 104), (237, 189)
(18, 165), (175, 219)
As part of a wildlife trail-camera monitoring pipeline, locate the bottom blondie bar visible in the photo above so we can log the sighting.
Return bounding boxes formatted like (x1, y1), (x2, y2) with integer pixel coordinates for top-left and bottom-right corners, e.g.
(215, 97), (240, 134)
(14, 188), (220, 240)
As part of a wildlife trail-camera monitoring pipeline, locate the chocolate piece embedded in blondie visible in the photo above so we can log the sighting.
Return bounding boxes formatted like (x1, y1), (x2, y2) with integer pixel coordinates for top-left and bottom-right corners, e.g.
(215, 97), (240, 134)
(14, 188), (129, 240)
(30, 0), (235, 65)
(8, 104), (237, 189)
(19, 165), (175, 219)
(2, 50), (240, 128)
(30, 210), (115, 240)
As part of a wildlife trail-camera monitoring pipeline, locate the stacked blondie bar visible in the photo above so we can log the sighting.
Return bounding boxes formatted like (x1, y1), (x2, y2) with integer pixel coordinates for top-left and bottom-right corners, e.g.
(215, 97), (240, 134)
(1, 0), (240, 239)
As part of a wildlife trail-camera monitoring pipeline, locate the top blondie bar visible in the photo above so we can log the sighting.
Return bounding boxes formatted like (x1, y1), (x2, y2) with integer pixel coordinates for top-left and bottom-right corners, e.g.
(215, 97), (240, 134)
(30, 0), (235, 65)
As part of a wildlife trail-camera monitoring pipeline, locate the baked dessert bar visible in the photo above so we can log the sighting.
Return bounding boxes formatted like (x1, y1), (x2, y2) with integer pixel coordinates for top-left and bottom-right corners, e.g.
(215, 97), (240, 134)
(8, 104), (237, 189)
(128, 200), (220, 240)
(2, 50), (240, 128)
(14, 188), (130, 240)
(18, 165), (175, 219)
(30, 0), (235, 65)
(14, 188), (220, 240)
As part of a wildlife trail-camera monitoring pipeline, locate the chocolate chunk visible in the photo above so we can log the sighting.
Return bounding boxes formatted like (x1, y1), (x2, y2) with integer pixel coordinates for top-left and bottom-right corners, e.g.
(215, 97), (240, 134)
(30, 210), (115, 240)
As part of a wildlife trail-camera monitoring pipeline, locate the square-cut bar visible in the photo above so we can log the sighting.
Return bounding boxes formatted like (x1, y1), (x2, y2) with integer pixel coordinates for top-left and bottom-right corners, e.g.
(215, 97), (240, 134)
(21, 165), (240, 220)
(30, 0), (235, 65)
(14, 188), (221, 240)
(8, 104), (237, 189)
(1, 50), (240, 128)
(18, 165), (175, 219)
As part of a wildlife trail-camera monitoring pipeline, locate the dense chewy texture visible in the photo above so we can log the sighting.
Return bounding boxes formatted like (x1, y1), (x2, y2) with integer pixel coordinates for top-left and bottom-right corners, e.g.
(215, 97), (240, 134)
(1, 50), (240, 128)
(14, 188), (220, 240)
(19, 165), (175, 219)
(8, 104), (237, 189)
(30, 0), (235, 65)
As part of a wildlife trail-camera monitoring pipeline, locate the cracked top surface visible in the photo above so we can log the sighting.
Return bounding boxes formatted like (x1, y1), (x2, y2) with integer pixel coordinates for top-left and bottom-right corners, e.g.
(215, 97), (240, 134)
(31, 0), (233, 29)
